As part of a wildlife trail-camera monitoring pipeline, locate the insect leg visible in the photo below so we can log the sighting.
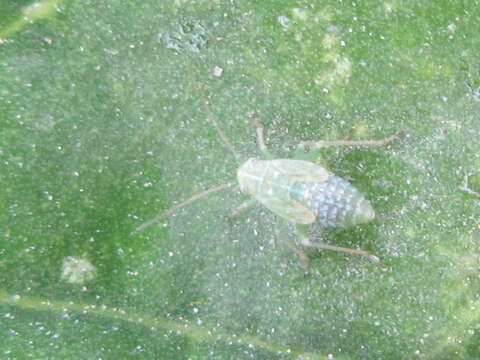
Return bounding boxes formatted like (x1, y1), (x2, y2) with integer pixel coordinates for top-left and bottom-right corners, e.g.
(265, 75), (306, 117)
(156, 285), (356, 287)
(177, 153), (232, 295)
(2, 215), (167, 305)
(132, 182), (235, 235)
(253, 115), (268, 155)
(187, 67), (241, 161)
(298, 232), (383, 265)
(229, 199), (257, 217)
(298, 131), (405, 149)
(290, 245), (311, 270)
(201, 99), (242, 161)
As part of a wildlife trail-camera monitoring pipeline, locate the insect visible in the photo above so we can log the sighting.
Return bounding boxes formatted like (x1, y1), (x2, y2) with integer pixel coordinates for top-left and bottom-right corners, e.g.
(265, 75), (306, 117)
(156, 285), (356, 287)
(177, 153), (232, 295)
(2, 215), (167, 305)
(133, 91), (402, 265)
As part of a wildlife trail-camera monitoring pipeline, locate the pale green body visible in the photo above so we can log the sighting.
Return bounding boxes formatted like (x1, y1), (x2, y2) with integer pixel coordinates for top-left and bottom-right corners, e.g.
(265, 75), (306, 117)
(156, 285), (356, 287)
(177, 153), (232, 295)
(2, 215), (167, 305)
(237, 158), (375, 228)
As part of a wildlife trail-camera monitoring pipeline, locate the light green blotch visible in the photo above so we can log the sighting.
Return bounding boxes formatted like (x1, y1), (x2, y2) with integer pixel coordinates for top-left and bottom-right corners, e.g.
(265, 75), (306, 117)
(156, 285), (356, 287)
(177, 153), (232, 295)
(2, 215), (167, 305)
(383, 2), (398, 16)
(174, 0), (220, 7)
(22, 1), (59, 21)
(404, 227), (417, 239)
(429, 239), (480, 357)
(0, 0), (63, 38)
(350, 122), (372, 139)
(314, 54), (352, 87)
(316, 9), (334, 22)
(323, 32), (340, 49)
(420, 60), (454, 78)
(314, 24), (351, 103)
(291, 8), (309, 22)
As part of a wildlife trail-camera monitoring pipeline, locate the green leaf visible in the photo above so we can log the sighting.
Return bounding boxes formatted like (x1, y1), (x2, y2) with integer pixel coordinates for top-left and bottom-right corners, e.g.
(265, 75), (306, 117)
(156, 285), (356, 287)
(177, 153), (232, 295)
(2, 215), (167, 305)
(1, 0), (480, 359)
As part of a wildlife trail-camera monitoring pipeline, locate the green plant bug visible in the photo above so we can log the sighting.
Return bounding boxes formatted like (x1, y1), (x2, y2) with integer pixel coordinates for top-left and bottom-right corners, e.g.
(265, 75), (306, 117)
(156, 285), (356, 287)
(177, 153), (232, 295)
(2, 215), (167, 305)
(132, 83), (403, 266)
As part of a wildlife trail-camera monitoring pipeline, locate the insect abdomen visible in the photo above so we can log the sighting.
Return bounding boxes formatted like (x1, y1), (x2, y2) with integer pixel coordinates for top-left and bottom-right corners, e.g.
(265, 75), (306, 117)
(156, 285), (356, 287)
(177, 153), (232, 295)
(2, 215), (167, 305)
(296, 175), (375, 227)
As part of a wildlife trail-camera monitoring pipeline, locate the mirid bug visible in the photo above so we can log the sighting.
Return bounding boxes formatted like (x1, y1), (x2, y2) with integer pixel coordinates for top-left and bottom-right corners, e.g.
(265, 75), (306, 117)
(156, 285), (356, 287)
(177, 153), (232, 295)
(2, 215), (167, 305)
(133, 91), (402, 265)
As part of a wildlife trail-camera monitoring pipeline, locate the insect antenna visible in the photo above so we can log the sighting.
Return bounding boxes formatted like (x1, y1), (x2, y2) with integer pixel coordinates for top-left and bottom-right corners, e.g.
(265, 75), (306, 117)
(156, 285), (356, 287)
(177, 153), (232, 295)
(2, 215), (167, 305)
(133, 70), (242, 235)
(130, 74), (241, 235)
(199, 95), (242, 162)
(187, 66), (242, 162)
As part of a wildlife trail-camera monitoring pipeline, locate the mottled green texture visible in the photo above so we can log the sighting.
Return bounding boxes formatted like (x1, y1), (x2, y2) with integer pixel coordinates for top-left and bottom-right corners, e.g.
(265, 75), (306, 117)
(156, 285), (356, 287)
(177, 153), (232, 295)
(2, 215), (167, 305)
(1, 0), (480, 359)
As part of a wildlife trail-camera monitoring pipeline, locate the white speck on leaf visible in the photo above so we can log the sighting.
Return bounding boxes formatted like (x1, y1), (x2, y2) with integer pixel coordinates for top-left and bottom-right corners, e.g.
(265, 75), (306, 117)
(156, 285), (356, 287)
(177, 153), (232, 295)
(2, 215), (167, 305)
(212, 66), (224, 77)
(61, 256), (96, 284)
(277, 15), (291, 29)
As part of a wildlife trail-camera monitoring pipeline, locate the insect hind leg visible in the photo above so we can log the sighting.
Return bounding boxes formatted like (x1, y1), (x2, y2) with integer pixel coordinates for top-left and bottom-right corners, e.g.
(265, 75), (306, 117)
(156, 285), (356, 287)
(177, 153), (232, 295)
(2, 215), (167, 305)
(296, 229), (384, 266)
(297, 131), (405, 150)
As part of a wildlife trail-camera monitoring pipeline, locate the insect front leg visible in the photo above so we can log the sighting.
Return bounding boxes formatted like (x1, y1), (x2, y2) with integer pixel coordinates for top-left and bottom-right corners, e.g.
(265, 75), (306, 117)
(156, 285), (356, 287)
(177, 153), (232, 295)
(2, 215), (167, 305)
(131, 182), (235, 235)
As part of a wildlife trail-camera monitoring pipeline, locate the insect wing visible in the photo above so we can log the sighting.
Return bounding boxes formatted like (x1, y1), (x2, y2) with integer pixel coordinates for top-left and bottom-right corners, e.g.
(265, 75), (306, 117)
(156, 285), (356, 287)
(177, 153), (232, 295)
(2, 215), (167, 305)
(269, 159), (329, 183)
(257, 196), (316, 224)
